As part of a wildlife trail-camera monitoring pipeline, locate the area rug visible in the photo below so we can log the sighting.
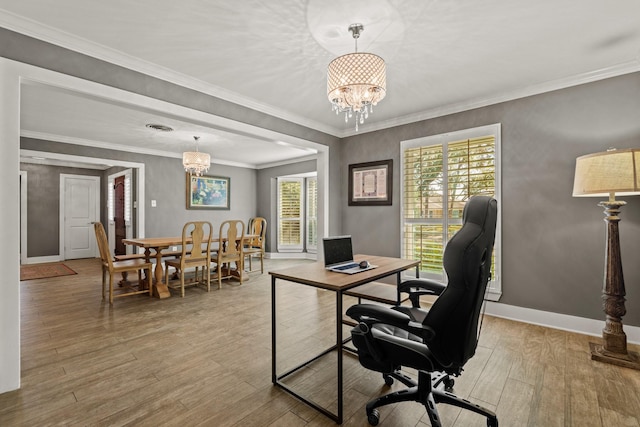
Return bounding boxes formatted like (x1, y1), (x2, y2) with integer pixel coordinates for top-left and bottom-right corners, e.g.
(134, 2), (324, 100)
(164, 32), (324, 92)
(20, 263), (77, 281)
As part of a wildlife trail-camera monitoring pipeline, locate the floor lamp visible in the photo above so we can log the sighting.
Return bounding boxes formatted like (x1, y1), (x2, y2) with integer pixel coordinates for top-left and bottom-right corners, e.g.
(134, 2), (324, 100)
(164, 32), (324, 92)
(573, 148), (640, 370)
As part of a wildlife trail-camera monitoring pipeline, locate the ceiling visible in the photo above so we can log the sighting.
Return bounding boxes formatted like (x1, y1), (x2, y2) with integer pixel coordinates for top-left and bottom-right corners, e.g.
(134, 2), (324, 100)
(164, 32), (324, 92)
(3, 0), (640, 168)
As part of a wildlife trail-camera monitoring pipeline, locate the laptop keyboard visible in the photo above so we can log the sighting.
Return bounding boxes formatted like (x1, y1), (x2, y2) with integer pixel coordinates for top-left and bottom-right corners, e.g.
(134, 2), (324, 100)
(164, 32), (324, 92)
(333, 263), (358, 271)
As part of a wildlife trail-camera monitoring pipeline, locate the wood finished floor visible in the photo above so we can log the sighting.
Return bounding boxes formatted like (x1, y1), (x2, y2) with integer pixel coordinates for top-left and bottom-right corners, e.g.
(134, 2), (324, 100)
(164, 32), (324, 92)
(2, 257), (640, 426)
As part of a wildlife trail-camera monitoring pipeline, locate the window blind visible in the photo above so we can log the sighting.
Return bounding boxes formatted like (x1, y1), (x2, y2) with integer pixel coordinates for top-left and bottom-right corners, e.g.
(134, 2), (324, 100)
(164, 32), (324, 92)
(401, 124), (500, 299)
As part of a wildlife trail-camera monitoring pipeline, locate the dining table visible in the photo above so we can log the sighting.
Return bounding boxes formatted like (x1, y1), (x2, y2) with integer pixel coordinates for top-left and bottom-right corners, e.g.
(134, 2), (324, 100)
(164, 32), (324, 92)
(123, 234), (257, 298)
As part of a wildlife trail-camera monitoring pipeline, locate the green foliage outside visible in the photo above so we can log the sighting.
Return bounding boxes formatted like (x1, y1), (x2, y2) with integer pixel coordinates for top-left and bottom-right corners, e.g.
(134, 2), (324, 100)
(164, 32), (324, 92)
(404, 137), (495, 275)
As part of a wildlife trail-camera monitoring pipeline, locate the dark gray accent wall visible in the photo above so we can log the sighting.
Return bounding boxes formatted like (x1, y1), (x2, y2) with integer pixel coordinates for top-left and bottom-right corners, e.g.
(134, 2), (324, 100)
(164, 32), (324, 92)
(21, 137), (258, 241)
(20, 163), (103, 257)
(341, 72), (640, 327)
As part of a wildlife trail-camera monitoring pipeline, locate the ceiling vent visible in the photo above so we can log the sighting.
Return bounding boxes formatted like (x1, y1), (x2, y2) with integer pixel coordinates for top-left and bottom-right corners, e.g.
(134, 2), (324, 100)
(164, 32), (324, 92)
(145, 123), (174, 132)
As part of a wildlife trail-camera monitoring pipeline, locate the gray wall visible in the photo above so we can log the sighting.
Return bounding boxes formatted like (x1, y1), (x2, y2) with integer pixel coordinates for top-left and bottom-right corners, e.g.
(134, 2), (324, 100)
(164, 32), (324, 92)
(341, 72), (640, 327)
(21, 138), (258, 245)
(5, 24), (640, 335)
(20, 163), (103, 257)
(0, 27), (337, 148)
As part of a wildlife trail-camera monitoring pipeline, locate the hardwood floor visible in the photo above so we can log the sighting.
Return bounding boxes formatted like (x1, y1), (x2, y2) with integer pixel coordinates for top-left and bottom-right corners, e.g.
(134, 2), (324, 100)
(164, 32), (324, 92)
(2, 257), (639, 426)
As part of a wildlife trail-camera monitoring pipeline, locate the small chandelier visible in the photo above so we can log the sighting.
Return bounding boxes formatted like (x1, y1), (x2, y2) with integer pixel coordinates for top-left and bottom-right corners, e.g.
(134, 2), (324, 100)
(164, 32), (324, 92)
(182, 136), (210, 176)
(327, 23), (386, 131)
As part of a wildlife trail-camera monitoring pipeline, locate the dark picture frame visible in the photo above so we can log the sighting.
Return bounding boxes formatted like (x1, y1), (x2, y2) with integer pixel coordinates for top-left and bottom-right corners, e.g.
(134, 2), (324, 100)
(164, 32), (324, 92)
(348, 159), (393, 206)
(186, 173), (230, 210)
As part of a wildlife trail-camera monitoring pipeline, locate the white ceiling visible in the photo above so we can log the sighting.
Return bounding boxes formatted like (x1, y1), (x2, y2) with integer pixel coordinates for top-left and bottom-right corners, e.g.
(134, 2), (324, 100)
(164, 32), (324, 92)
(3, 0), (640, 168)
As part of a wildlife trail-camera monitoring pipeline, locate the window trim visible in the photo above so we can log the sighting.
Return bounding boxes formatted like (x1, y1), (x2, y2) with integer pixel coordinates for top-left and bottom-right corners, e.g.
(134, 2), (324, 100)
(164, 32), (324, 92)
(305, 176), (318, 253)
(400, 123), (502, 301)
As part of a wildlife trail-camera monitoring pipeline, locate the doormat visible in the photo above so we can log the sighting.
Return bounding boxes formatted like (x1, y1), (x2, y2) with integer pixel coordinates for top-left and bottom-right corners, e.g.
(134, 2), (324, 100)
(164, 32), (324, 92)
(20, 263), (77, 281)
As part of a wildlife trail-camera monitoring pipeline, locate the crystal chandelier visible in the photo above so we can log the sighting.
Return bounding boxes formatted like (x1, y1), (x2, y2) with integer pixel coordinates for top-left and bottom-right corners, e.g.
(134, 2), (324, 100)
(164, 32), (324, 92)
(182, 136), (210, 176)
(327, 23), (386, 131)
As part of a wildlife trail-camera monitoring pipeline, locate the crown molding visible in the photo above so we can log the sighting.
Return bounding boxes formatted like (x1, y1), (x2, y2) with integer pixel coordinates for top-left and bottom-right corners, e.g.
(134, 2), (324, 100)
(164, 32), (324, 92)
(255, 154), (319, 170)
(339, 60), (640, 138)
(5, 9), (639, 141)
(0, 10), (342, 137)
(20, 130), (258, 169)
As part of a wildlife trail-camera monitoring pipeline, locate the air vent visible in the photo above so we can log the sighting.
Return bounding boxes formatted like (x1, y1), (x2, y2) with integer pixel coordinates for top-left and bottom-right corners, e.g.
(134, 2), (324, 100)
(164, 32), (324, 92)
(145, 123), (174, 132)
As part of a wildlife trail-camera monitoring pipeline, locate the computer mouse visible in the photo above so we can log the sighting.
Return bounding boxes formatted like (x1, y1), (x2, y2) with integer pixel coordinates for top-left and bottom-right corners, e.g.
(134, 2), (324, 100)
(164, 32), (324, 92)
(359, 260), (370, 269)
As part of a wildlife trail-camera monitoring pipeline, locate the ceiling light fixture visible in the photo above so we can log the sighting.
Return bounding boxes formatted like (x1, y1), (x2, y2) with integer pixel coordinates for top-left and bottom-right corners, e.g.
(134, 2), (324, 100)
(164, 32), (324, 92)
(327, 23), (386, 132)
(182, 136), (210, 176)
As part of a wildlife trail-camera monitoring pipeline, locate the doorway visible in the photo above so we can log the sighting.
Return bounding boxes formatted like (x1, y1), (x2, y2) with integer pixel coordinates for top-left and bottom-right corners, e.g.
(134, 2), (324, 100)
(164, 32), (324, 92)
(108, 169), (133, 256)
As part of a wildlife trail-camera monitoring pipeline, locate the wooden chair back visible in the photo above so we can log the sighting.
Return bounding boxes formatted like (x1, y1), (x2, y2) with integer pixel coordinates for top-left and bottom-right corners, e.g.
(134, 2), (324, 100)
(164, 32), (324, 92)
(219, 220), (245, 258)
(94, 222), (113, 268)
(247, 217), (267, 249)
(181, 221), (213, 264)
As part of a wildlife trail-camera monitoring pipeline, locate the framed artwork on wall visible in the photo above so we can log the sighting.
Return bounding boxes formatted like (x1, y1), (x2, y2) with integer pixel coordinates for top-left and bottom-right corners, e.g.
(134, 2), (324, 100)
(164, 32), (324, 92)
(348, 159), (393, 206)
(186, 173), (230, 210)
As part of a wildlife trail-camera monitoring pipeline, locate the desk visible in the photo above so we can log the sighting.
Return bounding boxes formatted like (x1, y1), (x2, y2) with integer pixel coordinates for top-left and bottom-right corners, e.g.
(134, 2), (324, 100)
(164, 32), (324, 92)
(124, 234), (257, 298)
(269, 254), (419, 424)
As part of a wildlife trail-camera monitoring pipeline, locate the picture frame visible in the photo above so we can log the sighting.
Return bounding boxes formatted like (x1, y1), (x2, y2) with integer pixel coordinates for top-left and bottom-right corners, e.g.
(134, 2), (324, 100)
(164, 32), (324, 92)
(348, 159), (393, 206)
(186, 173), (230, 210)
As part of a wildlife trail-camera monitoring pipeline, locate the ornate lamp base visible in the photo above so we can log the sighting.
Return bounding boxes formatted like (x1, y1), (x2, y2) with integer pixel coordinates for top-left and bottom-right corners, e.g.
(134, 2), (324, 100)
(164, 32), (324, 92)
(590, 342), (640, 370)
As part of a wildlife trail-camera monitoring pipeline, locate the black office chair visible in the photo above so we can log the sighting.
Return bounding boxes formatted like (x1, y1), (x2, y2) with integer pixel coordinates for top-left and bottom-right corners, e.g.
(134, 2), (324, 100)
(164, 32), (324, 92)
(346, 195), (498, 427)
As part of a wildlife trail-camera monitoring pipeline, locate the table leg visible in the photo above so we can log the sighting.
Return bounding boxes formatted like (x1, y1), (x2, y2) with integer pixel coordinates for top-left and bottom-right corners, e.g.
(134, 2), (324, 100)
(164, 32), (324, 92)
(336, 291), (344, 424)
(152, 247), (171, 299)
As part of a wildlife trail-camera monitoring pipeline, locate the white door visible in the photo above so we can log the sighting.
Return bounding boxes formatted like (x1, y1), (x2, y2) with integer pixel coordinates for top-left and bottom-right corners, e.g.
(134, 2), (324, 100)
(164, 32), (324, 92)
(62, 175), (100, 260)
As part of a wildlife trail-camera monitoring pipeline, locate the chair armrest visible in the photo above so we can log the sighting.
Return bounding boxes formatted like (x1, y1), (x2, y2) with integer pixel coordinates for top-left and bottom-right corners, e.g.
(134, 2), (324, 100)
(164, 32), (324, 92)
(399, 279), (447, 308)
(347, 303), (410, 325)
(346, 304), (435, 342)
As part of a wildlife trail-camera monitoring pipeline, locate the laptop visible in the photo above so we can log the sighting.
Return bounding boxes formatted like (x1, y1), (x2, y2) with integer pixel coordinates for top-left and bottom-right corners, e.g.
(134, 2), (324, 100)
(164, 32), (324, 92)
(322, 235), (376, 274)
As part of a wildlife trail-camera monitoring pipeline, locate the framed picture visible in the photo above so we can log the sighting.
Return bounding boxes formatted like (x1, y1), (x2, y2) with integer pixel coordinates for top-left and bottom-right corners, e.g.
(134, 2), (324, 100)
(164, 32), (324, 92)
(186, 173), (230, 210)
(348, 159), (393, 206)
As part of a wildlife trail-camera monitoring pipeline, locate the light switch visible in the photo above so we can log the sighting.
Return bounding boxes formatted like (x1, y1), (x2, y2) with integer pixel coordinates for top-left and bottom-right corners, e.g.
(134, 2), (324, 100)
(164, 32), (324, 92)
(151, 200), (157, 207)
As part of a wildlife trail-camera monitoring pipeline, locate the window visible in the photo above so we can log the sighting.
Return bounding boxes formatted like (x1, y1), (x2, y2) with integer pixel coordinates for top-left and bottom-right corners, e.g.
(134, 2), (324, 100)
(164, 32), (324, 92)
(277, 177), (303, 252)
(277, 174), (318, 253)
(401, 124), (501, 300)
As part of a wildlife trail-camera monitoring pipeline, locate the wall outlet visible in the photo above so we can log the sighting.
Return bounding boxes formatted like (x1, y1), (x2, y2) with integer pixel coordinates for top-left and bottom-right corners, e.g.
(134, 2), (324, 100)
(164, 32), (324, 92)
(151, 199), (157, 207)
(171, 246), (178, 251)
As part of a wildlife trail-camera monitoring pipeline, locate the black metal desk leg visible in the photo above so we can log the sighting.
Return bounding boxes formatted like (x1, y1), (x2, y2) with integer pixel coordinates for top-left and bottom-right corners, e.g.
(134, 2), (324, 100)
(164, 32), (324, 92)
(336, 290), (343, 424)
(271, 275), (277, 384)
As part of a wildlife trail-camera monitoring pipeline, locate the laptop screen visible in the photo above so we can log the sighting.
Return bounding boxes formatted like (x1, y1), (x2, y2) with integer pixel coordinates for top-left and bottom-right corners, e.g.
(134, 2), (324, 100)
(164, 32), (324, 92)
(323, 236), (354, 267)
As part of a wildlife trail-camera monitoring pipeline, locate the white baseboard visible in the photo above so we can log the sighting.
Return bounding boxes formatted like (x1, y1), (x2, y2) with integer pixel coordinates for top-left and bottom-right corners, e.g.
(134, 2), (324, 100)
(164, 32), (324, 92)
(24, 255), (62, 265)
(485, 301), (640, 345)
(265, 252), (317, 261)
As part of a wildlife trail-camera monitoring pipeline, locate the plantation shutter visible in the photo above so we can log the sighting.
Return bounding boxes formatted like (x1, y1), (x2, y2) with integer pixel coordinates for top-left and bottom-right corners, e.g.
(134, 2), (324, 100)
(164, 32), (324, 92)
(277, 178), (303, 251)
(401, 124), (500, 299)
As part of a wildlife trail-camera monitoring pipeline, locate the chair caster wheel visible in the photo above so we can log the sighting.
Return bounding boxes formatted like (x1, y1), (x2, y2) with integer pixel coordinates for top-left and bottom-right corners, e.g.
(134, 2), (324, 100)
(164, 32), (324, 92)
(367, 409), (380, 426)
(444, 377), (455, 392)
(383, 374), (394, 386)
(487, 417), (498, 427)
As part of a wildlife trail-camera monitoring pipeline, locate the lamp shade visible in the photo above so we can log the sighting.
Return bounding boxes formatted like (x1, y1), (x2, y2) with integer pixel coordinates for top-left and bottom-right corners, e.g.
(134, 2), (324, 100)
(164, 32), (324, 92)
(573, 148), (640, 197)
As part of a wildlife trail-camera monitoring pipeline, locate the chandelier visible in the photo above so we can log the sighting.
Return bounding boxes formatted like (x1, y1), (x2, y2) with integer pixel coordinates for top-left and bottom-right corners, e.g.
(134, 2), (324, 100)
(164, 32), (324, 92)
(327, 23), (386, 131)
(182, 136), (210, 176)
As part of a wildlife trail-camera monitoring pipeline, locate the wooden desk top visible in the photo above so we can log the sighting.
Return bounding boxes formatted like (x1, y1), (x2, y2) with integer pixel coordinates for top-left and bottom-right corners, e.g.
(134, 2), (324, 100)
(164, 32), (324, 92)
(269, 254), (419, 292)
(123, 234), (258, 248)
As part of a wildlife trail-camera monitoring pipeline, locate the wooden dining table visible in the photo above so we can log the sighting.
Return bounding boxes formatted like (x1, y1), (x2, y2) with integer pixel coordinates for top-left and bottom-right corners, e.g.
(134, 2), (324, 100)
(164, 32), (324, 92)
(123, 234), (257, 298)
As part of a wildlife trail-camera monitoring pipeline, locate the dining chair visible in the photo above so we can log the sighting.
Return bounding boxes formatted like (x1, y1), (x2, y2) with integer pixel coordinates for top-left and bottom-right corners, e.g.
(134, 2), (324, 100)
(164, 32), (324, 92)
(93, 222), (153, 304)
(244, 217), (267, 273)
(165, 221), (213, 297)
(211, 219), (245, 289)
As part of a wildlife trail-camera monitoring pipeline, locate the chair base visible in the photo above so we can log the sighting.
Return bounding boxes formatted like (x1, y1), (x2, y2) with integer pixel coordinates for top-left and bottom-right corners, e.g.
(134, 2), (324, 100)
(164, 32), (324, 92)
(365, 370), (498, 427)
